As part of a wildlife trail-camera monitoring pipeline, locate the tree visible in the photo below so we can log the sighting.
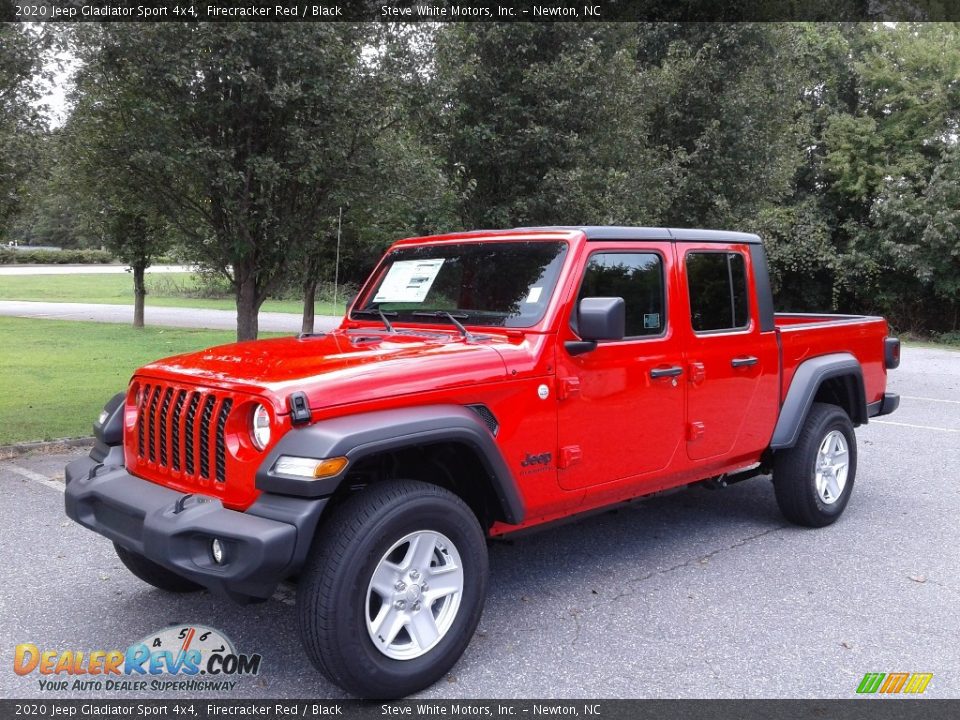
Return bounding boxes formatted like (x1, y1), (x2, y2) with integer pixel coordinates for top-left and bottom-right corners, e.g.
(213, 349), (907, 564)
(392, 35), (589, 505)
(632, 23), (805, 229)
(0, 25), (50, 240)
(71, 24), (398, 341)
(430, 24), (658, 228)
(429, 24), (803, 232)
(778, 23), (960, 331)
(58, 44), (172, 329)
(290, 27), (457, 334)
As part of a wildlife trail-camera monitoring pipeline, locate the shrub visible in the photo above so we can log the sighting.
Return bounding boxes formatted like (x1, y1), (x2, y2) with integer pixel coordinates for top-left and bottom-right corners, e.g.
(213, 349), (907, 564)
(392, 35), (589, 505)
(0, 248), (115, 264)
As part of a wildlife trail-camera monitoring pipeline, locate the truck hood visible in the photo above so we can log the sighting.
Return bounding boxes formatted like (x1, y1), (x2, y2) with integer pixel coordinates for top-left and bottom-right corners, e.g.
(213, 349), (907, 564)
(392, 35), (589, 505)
(136, 330), (510, 412)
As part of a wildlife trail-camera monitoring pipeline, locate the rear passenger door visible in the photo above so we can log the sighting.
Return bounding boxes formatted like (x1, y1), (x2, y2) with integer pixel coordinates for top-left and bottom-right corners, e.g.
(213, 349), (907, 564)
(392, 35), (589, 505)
(679, 244), (775, 461)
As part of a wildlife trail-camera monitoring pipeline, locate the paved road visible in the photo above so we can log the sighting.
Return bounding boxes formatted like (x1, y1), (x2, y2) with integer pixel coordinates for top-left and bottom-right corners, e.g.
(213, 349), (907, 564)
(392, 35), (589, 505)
(0, 264), (193, 275)
(1, 346), (957, 700)
(0, 300), (341, 333)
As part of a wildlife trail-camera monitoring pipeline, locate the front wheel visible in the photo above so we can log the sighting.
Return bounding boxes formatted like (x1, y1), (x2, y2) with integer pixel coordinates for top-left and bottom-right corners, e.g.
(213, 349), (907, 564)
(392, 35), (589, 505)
(297, 480), (488, 698)
(773, 402), (858, 527)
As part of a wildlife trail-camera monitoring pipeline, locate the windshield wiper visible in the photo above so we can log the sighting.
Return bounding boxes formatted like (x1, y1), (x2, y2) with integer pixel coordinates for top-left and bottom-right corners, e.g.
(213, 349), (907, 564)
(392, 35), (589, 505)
(352, 307), (398, 333)
(412, 311), (477, 341)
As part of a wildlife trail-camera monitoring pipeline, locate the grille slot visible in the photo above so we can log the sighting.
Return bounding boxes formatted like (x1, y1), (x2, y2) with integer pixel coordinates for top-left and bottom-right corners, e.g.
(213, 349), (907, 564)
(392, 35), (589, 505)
(170, 390), (186, 471)
(215, 399), (233, 483)
(147, 386), (161, 462)
(184, 393), (200, 475)
(158, 388), (173, 466)
(136, 383), (234, 486)
(137, 384), (150, 457)
(198, 395), (216, 479)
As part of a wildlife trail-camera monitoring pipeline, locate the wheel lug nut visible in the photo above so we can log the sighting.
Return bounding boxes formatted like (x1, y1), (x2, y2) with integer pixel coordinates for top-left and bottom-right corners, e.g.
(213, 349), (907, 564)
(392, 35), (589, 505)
(395, 581), (406, 591)
(412, 602), (421, 612)
(421, 583), (428, 591)
(410, 570), (420, 580)
(395, 600), (406, 610)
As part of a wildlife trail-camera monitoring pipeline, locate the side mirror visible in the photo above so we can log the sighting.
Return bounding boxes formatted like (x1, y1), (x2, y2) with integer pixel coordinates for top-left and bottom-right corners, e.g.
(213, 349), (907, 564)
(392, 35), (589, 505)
(566, 297), (625, 355)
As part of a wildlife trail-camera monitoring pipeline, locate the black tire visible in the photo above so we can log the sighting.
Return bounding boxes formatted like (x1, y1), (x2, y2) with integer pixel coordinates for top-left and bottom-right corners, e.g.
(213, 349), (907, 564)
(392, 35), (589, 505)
(297, 480), (488, 699)
(773, 402), (858, 527)
(113, 542), (203, 593)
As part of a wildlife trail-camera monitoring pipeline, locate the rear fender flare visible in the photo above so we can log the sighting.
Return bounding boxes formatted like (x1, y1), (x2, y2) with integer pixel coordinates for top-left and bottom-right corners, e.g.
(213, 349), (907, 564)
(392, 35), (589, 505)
(770, 353), (866, 450)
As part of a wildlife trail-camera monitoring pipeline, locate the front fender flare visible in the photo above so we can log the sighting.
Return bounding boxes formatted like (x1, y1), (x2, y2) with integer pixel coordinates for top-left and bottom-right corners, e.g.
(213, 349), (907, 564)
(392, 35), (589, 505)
(255, 404), (524, 524)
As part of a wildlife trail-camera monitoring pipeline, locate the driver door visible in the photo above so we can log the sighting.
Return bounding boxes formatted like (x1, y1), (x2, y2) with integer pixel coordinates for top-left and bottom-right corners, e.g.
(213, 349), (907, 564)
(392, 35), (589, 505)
(555, 242), (685, 491)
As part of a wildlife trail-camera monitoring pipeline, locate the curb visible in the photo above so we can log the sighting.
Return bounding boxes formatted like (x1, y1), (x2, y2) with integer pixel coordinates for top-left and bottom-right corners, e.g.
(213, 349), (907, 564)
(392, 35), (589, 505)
(0, 436), (93, 460)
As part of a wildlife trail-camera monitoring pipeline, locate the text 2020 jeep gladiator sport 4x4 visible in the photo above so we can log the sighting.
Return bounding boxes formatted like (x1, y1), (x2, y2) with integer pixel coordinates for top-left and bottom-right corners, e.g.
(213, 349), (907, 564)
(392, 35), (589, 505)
(65, 226), (900, 697)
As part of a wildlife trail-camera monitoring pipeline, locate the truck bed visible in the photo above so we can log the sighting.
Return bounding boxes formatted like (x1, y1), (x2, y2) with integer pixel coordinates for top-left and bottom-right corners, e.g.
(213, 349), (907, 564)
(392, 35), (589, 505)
(775, 313), (890, 408)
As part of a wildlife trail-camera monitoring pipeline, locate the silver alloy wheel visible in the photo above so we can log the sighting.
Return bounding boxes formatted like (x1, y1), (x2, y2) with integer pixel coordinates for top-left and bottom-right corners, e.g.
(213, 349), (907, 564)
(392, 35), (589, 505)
(815, 430), (850, 504)
(365, 530), (464, 661)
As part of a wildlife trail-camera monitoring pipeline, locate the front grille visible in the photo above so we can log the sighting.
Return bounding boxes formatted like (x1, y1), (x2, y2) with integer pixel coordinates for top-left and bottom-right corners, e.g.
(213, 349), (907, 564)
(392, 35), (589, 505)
(135, 382), (235, 486)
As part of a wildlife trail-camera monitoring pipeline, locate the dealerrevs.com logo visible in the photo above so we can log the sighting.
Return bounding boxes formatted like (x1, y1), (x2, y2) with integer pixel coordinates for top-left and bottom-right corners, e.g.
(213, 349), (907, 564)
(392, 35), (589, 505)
(14, 625), (261, 692)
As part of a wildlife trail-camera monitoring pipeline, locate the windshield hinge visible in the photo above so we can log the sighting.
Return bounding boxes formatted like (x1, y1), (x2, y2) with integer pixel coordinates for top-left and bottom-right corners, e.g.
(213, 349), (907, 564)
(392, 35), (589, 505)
(288, 392), (312, 425)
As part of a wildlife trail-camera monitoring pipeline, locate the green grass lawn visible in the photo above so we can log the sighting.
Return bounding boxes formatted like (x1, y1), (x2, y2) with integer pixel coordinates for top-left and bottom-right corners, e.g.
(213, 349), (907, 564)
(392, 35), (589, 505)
(0, 317), (283, 445)
(0, 272), (346, 316)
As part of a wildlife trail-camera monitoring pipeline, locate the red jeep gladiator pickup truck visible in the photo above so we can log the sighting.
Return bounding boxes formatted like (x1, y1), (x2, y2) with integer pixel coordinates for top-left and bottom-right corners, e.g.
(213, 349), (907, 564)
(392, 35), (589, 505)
(65, 226), (900, 697)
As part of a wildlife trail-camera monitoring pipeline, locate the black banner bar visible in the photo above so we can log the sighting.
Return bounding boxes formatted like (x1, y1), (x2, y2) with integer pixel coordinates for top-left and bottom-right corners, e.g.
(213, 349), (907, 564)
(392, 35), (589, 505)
(3, 700), (960, 720)
(7, 0), (960, 23)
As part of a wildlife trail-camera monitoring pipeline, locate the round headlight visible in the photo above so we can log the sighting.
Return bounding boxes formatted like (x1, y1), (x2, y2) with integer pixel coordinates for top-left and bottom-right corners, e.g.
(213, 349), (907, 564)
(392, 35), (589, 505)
(251, 404), (271, 450)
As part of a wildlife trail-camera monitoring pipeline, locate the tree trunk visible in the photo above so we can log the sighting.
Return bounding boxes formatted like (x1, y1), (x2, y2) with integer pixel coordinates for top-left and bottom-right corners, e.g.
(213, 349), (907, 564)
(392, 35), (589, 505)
(301, 278), (317, 335)
(236, 271), (260, 341)
(132, 264), (146, 329)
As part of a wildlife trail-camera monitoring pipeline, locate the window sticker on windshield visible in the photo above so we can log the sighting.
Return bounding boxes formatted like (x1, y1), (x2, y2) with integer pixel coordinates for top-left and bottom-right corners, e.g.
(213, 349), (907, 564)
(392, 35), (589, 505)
(373, 259), (445, 303)
(525, 287), (543, 304)
(644, 313), (660, 329)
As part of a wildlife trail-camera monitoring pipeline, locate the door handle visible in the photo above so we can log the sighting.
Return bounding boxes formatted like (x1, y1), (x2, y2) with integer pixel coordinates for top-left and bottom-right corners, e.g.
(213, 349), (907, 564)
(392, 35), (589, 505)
(731, 356), (759, 368)
(650, 366), (683, 379)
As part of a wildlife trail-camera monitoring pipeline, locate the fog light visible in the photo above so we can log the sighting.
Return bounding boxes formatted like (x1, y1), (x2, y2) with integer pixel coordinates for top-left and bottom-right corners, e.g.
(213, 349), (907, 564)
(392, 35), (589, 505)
(211, 538), (225, 565)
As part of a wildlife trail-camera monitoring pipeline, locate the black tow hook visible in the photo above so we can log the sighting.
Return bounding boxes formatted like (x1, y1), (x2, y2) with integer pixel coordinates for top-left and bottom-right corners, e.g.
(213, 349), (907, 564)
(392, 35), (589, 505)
(173, 494), (194, 514)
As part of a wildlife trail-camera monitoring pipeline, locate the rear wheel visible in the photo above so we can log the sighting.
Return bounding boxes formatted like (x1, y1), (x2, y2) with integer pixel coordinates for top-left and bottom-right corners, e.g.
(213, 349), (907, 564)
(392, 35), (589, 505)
(773, 402), (858, 527)
(113, 542), (202, 593)
(297, 480), (488, 699)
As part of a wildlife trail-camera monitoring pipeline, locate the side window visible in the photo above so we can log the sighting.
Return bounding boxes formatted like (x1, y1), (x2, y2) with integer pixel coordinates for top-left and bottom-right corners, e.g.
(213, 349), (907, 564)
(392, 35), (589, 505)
(686, 252), (750, 332)
(578, 252), (665, 338)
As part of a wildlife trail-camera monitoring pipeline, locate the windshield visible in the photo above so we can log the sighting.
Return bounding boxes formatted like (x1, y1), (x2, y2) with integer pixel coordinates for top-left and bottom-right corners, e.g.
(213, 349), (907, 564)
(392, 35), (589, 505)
(355, 241), (568, 328)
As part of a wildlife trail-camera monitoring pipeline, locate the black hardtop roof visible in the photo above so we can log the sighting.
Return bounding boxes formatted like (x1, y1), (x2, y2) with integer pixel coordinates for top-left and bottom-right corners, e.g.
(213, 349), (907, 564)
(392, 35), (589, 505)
(515, 225), (763, 244)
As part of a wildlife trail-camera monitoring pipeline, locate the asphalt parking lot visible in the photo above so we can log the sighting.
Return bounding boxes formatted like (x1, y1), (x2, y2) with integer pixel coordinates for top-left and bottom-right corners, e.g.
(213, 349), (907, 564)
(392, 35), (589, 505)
(1, 345), (957, 700)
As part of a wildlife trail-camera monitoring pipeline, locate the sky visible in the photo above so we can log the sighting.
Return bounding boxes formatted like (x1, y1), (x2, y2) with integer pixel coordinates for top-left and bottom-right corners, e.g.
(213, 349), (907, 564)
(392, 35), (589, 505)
(39, 48), (77, 128)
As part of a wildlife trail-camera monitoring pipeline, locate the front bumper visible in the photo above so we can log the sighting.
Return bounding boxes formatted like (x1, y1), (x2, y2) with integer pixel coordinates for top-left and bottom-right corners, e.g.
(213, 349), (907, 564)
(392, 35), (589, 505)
(65, 453), (327, 602)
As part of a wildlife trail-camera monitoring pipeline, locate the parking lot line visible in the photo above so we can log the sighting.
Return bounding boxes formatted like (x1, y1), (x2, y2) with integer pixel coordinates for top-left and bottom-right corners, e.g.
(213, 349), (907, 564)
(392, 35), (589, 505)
(3, 463), (65, 492)
(872, 419), (960, 433)
(901, 395), (960, 405)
